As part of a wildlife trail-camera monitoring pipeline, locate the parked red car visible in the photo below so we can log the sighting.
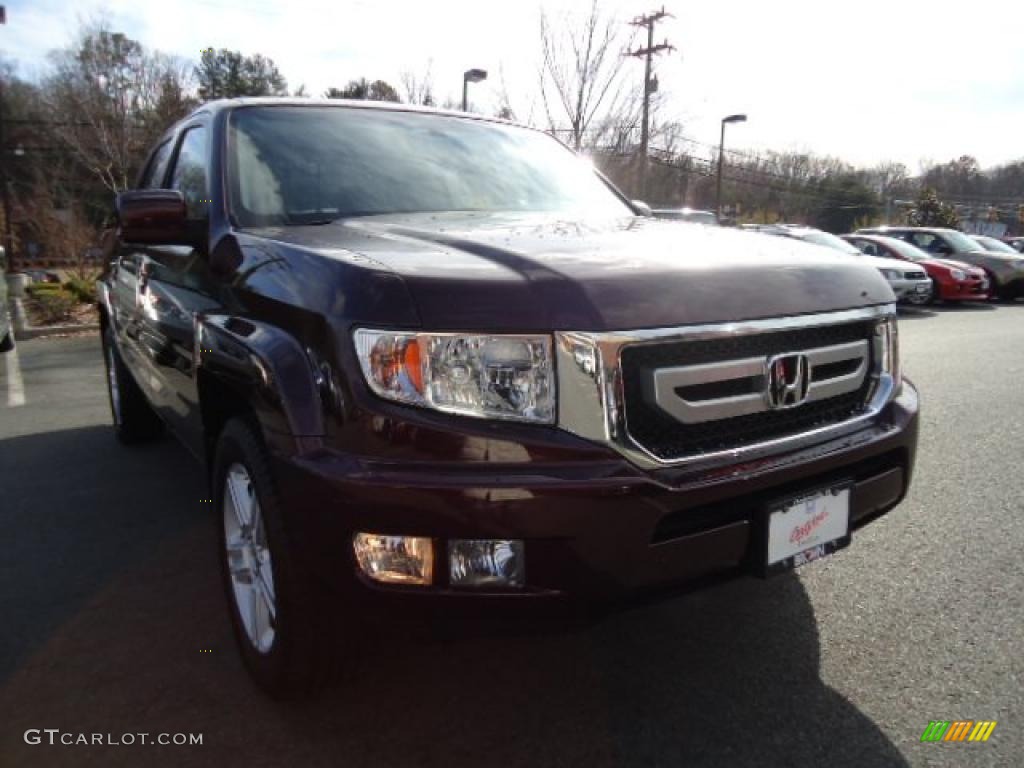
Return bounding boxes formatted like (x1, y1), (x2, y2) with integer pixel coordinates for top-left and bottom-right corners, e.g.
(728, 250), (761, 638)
(842, 234), (989, 302)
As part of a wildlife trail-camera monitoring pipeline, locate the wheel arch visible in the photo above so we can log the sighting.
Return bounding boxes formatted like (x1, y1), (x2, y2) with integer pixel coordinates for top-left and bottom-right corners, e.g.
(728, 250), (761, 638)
(196, 314), (327, 465)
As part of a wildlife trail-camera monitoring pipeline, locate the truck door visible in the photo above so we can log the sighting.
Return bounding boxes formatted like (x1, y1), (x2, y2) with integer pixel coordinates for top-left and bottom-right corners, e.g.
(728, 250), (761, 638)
(132, 122), (220, 456)
(112, 138), (175, 391)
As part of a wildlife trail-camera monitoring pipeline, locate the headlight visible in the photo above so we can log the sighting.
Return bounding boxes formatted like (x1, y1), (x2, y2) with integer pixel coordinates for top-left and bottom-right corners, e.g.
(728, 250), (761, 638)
(875, 315), (900, 393)
(354, 329), (555, 423)
(950, 269), (966, 281)
(879, 269), (900, 281)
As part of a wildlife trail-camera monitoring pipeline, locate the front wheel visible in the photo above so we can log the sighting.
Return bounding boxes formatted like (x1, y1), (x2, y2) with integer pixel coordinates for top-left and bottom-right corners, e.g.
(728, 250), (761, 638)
(214, 418), (343, 698)
(985, 273), (1009, 301)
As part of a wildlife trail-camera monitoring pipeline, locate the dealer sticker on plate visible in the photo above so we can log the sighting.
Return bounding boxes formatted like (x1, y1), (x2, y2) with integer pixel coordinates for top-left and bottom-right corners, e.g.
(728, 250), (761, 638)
(766, 485), (851, 572)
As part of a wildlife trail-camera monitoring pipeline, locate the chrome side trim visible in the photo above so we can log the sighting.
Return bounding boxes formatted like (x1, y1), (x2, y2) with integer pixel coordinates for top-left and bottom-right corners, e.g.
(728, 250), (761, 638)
(651, 356), (766, 424)
(556, 305), (898, 470)
(803, 341), (869, 402)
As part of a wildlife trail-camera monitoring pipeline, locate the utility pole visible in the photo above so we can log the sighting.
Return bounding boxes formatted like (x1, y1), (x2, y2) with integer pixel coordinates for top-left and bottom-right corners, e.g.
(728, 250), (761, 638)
(627, 7), (674, 197)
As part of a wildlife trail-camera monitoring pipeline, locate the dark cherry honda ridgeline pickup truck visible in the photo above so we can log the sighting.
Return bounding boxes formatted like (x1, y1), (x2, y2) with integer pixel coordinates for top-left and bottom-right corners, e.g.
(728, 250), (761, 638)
(98, 99), (918, 698)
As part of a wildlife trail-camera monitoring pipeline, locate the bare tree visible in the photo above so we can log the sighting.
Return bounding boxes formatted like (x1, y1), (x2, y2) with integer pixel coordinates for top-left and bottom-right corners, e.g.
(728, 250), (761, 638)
(42, 22), (194, 194)
(400, 63), (435, 106)
(870, 161), (910, 196)
(539, 0), (635, 150)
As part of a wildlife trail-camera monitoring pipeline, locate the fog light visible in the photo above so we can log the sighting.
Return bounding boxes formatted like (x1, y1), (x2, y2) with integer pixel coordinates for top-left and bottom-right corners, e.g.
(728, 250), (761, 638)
(449, 539), (524, 588)
(353, 533), (433, 585)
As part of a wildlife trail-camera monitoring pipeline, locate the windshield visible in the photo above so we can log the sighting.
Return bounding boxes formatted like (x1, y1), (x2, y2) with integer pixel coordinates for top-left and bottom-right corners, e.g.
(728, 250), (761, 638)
(940, 230), (985, 252)
(797, 230), (861, 254)
(973, 235), (1017, 253)
(227, 106), (631, 226)
(875, 237), (929, 262)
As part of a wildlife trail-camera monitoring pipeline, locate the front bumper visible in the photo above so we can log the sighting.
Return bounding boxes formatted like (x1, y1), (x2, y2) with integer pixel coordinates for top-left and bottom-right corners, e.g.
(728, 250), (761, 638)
(889, 277), (932, 302)
(273, 380), (919, 622)
(937, 275), (989, 301)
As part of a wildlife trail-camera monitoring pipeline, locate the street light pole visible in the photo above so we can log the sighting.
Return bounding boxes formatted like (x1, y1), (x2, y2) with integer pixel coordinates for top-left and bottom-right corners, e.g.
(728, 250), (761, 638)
(0, 76), (15, 273)
(0, 7), (14, 272)
(461, 68), (487, 112)
(715, 113), (747, 222)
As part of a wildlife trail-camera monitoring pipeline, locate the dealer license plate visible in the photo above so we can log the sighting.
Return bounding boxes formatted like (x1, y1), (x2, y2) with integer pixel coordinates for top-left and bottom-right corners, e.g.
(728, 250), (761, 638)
(915, 284), (930, 294)
(764, 485), (851, 575)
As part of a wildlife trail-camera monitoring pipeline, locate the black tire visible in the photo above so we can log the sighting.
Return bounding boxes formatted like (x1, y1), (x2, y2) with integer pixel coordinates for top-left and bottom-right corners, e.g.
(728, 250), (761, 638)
(0, 330), (13, 353)
(985, 272), (1008, 302)
(102, 327), (163, 443)
(213, 418), (342, 699)
(996, 283), (1018, 302)
(929, 278), (942, 305)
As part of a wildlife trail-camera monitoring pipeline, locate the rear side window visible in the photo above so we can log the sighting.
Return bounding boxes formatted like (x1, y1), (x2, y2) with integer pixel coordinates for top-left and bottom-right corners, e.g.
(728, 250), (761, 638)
(909, 232), (938, 251)
(141, 141), (174, 189)
(852, 239), (882, 257)
(170, 126), (210, 219)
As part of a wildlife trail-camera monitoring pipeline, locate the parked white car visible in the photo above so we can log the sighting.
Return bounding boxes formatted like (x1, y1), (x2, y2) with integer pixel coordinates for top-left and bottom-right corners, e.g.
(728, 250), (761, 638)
(763, 226), (933, 303)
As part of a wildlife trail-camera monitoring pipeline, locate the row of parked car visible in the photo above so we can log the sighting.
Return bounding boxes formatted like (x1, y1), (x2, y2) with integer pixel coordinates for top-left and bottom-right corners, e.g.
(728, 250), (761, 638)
(655, 209), (1024, 305)
(749, 225), (1024, 304)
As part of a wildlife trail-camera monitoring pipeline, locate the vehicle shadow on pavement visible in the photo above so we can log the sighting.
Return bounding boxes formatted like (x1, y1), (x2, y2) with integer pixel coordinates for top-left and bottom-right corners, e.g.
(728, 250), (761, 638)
(1, 426), (909, 768)
(0, 426), (207, 685)
(314, 577), (912, 768)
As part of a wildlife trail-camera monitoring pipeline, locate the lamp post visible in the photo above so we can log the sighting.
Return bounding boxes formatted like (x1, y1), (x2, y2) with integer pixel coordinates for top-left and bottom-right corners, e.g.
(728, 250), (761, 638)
(715, 113), (747, 221)
(462, 68), (487, 112)
(0, 77), (15, 273)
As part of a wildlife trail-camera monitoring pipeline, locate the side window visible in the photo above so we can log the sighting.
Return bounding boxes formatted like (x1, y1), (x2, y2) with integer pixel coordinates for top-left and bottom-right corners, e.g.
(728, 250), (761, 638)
(909, 233), (936, 251)
(170, 126), (209, 220)
(854, 239), (880, 256)
(141, 141), (174, 189)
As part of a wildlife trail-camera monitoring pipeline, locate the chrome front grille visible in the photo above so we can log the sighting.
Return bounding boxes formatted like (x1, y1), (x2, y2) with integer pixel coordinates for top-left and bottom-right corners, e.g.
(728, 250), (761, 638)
(621, 321), (876, 460)
(555, 305), (898, 469)
(647, 340), (869, 425)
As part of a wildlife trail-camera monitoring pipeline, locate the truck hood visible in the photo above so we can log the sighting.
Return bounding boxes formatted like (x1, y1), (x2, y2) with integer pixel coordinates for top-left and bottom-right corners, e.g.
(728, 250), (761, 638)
(252, 213), (895, 331)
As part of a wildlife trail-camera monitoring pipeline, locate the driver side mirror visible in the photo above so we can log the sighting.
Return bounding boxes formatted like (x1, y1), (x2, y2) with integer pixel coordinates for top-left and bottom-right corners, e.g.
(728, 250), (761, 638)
(632, 200), (653, 217)
(116, 189), (191, 245)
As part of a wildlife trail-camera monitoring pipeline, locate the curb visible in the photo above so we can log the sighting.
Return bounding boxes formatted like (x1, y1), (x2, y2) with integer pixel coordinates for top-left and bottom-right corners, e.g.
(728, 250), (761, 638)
(12, 297), (100, 340)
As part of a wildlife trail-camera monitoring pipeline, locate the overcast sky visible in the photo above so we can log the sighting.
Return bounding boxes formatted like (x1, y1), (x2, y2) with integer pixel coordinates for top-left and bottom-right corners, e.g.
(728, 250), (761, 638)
(4, 0), (1024, 170)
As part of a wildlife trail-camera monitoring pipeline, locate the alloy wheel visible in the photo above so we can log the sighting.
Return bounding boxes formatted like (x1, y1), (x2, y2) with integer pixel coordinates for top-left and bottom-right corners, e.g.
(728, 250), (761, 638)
(223, 463), (277, 653)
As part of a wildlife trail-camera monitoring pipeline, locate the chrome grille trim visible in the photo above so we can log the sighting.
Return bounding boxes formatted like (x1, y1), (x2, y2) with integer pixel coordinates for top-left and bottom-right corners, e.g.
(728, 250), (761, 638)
(648, 339), (869, 425)
(555, 304), (898, 470)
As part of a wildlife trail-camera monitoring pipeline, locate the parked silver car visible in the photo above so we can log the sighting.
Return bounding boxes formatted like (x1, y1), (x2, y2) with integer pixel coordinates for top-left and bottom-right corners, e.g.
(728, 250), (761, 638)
(653, 207), (719, 225)
(760, 226), (933, 303)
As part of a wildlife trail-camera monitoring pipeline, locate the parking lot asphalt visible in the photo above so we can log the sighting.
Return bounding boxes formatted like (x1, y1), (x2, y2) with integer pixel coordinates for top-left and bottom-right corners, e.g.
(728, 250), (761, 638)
(1, 304), (1022, 768)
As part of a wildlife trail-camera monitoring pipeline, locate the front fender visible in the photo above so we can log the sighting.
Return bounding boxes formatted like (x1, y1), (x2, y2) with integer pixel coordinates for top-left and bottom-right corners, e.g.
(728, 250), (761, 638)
(196, 314), (326, 446)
